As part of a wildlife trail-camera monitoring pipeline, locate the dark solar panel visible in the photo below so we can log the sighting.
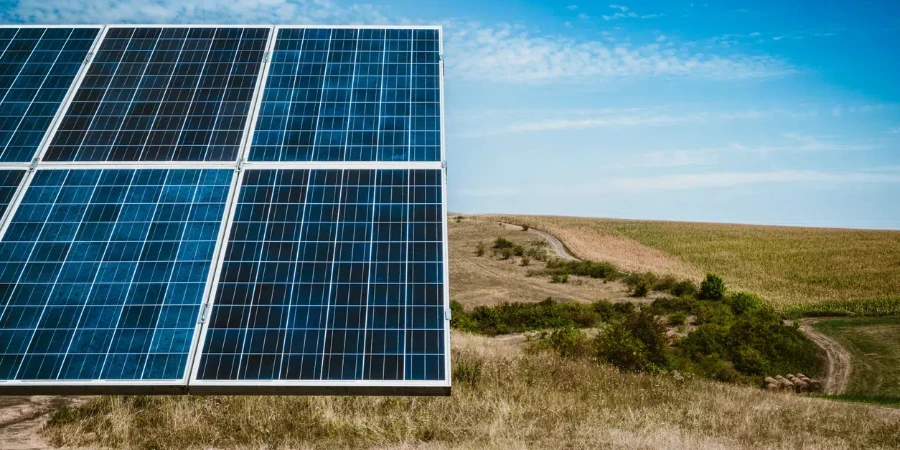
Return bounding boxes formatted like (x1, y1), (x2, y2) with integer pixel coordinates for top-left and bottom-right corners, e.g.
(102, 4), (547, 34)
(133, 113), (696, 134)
(0, 27), (99, 162)
(194, 169), (446, 385)
(0, 170), (26, 218)
(248, 28), (441, 162)
(42, 27), (269, 162)
(0, 169), (232, 381)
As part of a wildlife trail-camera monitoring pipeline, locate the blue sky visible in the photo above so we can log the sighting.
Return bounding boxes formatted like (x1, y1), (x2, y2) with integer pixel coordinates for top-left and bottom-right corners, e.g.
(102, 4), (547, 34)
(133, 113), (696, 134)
(3, 0), (900, 229)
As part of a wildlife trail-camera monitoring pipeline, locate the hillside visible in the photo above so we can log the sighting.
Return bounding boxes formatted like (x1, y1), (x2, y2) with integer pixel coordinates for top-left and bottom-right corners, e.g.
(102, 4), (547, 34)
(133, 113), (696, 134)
(481, 214), (900, 314)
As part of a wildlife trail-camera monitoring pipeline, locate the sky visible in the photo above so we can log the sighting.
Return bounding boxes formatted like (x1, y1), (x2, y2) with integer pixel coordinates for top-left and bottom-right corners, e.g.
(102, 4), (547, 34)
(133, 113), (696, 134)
(3, 0), (900, 229)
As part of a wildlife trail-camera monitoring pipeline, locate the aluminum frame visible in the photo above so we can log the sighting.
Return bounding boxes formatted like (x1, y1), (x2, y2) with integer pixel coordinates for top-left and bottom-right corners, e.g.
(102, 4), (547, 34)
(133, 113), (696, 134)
(0, 24), (450, 396)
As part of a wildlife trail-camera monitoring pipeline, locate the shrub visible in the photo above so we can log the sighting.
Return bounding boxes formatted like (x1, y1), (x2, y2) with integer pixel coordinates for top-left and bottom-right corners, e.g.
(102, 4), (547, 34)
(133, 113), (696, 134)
(668, 311), (687, 326)
(653, 275), (679, 292)
(493, 237), (515, 249)
(520, 256), (531, 267)
(500, 248), (513, 260)
(551, 274), (569, 284)
(546, 260), (620, 280)
(531, 326), (590, 358)
(694, 301), (734, 326)
(631, 279), (651, 297)
(522, 225), (530, 232)
(595, 308), (670, 373)
(671, 279), (699, 297)
(449, 300), (477, 332)
(726, 292), (763, 315)
(474, 242), (485, 257)
(512, 245), (526, 257)
(698, 274), (726, 301)
(449, 298), (606, 336)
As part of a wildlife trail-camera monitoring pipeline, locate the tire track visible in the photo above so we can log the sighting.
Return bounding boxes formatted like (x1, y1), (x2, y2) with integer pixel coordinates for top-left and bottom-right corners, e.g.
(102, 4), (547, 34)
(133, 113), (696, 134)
(798, 318), (852, 395)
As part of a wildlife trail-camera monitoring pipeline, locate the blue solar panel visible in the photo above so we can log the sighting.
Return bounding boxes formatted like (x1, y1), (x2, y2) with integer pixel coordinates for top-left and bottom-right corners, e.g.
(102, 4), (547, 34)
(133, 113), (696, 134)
(195, 169), (446, 383)
(0, 170), (26, 217)
(248, 28), (441, 162)
(0, 169), (232, 381)
(0, 27), (99, 162)
(43, 27), (269, 162)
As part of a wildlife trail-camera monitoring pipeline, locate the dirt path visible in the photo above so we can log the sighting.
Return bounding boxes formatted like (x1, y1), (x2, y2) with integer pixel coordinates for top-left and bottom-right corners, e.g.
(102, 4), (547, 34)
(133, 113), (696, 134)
(473, 219), (577, 260)
(0, 396), (80, 450)
(798, 319), (852, 395)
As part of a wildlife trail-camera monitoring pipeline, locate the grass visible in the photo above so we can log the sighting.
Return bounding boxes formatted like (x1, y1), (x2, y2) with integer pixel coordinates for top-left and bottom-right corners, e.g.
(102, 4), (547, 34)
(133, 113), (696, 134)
(484, 215), (900, 311)
(43, 334), (900, 450)
(813, 316), (900, 399)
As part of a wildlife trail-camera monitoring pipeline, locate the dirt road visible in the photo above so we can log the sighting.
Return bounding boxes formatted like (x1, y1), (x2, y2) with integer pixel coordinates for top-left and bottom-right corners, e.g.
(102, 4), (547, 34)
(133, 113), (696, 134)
(798, 319), (852, 395)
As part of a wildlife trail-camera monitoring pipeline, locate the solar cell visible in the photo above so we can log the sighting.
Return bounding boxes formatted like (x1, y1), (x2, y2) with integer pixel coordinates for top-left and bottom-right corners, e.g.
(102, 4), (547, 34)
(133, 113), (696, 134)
(247, 28), (441, 162)
(0, 169), (232, 384)
(0, 27), (100, 162)
(0, 171), (26, 218)
(42, 27), (270, 162)
(192, 168), (448, 393)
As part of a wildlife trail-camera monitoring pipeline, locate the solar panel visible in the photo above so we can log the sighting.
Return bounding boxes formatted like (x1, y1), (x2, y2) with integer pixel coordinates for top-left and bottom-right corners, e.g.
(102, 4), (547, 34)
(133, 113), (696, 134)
(247, 28), (441, 162)
(0, 169), (232, 387)
(0, 27), (100, 162)
(42, 27), (269, 162)
(0, 25), (447, 396)
(190, 168), (446, 393)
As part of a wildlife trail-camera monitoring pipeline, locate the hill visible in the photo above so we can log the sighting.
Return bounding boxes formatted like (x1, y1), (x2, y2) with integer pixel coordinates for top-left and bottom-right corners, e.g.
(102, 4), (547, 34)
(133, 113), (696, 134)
(480, 214), (900, 315)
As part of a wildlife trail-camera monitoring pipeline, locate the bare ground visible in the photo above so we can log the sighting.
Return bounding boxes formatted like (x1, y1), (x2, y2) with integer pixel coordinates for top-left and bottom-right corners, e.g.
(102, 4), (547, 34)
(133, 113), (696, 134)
(449, 219), (664, 307)
(797, 319), (852, 395)
(0, 396), (83, 450)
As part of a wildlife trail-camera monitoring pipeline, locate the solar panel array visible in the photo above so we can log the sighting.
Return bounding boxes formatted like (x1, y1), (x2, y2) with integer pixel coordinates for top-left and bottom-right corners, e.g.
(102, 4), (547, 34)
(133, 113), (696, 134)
(0, 25), (448, 396)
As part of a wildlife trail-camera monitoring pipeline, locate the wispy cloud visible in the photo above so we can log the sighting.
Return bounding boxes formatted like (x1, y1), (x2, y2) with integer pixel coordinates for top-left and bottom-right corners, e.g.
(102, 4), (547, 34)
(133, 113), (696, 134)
(567, 4), (579, 11)
(457, 168), (900, 197)
(446, 22), (794, 84)
(601, 4), (661, 21)
(602, 134), (882, 169)
(887, 127), (900, 135)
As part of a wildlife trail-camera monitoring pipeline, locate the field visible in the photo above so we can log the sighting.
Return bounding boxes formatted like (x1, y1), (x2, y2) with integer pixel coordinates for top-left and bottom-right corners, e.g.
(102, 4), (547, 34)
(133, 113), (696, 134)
(481, 214), (900, 314)
(813, 316), (900, 405)
(42, 334), (900, 450)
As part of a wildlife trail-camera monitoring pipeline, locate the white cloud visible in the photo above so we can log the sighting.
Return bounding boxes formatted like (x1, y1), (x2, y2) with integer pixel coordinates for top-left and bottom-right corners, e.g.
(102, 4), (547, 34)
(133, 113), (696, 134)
(564, 21), (573, 28)
(445, 22), (794, 84)
(887, 127), (900, 135)
(609, 4), (629, 12)
(457, 168), (900, 197)
(496, 109), (768, 133)
(656, 34), (667, 42)
(567, 4), (579, 10)
(2, 0), (390, 25)
(603, 134), (882, 169)
(578, 13), (591, 20)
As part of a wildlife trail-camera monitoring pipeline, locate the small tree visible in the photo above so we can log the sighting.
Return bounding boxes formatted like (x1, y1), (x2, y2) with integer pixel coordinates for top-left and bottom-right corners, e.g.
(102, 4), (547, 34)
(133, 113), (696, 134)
(698, 273), (726, 301)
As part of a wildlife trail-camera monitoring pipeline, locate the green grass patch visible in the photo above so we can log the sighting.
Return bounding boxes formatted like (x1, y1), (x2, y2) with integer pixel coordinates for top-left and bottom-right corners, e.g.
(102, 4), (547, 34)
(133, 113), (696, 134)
(812, 316), (900, 399)
(823, 394), (900, 408)
(781, 298), (900, 319)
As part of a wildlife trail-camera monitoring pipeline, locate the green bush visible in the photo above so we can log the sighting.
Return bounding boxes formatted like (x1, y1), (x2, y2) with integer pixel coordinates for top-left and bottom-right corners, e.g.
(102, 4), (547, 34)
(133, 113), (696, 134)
(671, 280), (699, 297)
(595, 308), (670, 373)
(668, 311), (687, 326)
(694, 301), (735, 326)
(631, 278), (651, 297)
(520, 256), (531, 267)
(474, 242), (485, 257)
(726, 292), (763, 315)
(500, 248), (513, 260)
(513, 245), (526, 257)
(449, 298), (605, 336)
(522, 225), (530, 232)
(493, 237), (515, 249)
(531, 326), (590, 358)
(653, 275), (679, 292)
(551, 274), (569, 284)
(546, 260), (620, 280)
(698, 274), (726, 301)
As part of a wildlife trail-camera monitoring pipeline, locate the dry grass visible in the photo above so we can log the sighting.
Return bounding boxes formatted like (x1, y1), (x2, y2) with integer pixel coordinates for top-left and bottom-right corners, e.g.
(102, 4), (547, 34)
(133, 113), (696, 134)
(483, 215), (900, 309)
(44, 333), (900, 449)
(450, 219), (662, 307)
